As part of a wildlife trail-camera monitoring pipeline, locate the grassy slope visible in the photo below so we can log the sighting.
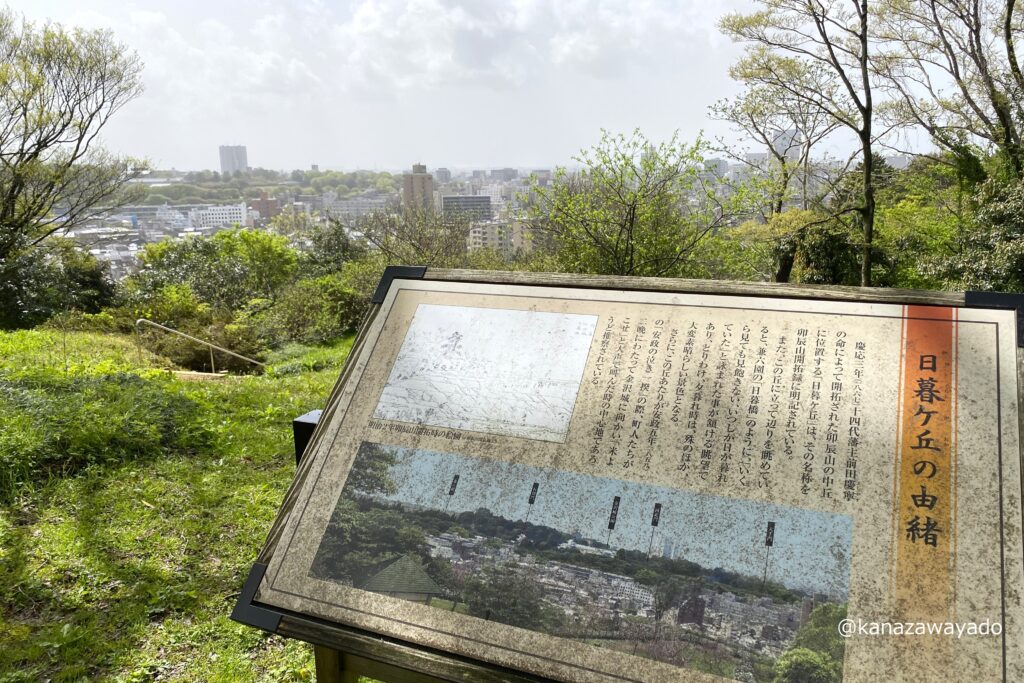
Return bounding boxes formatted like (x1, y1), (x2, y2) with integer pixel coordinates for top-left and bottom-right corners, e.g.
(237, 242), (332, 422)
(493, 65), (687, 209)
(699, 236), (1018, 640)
(0, 331), (353, 682)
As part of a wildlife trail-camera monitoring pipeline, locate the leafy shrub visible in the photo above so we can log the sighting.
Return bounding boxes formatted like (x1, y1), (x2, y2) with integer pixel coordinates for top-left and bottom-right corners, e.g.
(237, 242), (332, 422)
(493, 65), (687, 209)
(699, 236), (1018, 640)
(0, 372), (211, 501)
(40, 310), (117, 333)
(259, 273), (368, 346)
(931, 178), (1024, 291)
(126, 229), (298, 312)
(0, 238), (115, 330)
(109, 284), (265, 373)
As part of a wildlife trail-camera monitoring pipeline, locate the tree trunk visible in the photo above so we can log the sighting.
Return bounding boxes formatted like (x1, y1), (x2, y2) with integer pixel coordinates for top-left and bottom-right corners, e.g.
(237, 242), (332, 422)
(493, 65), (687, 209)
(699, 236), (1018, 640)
(775, 244), (797, 283)
(860, 134), (875, 288)
(858, 0), (874, 288)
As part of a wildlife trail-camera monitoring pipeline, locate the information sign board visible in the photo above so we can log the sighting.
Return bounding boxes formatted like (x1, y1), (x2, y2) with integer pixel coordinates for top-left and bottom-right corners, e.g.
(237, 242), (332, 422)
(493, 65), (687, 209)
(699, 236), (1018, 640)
(234, 269), (1024, 683)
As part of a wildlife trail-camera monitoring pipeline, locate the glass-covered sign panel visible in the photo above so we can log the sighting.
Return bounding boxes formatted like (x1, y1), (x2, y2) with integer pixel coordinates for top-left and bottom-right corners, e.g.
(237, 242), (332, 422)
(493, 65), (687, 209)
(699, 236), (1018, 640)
(255, 278), (1022, 683)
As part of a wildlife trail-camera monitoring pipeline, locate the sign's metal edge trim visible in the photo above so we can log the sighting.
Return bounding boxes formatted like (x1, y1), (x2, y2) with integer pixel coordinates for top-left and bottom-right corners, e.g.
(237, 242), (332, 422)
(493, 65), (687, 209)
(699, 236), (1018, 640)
(371, 265), (428, 304)
(230, 562), (282, 633)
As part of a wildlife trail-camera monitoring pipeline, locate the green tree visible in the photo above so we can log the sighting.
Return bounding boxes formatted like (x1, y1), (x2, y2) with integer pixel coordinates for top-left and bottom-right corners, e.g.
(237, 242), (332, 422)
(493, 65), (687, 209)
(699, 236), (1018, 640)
(794, 218), (862, 285)
(259, 272), (367, 345)
(872, 156), (964, 289)
(310, 501), (427, 585)
(933, 177), (1024, 291)
(0, 238), (114, 329)
(772, 603), (846, 682)
(0, 9), (144, 269)
(528, 129), (727, 277)
(462, 566), (546, 630)
(300, 217), (370, 276)
(708, 84), (839, 267)
(772, 647), (841, 683)
(873, 0), (1024, 180)
(791, 603), (847, 663)
(128, 229), (298, 313)
(344, 443), (399, 497)
(722, 1), (880, 286)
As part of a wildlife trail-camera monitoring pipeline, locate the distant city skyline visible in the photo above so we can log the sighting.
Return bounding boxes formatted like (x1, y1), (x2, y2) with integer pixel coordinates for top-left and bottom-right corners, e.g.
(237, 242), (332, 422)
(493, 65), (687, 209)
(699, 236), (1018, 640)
(13, 0), (757, 170)
(371, 444), (854, 598)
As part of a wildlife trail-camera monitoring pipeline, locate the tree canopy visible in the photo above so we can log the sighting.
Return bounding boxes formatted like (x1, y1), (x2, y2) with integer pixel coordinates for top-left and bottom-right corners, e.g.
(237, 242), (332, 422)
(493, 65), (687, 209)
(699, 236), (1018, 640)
(0, 9), (144, 266)
(528, 130), (729, 278)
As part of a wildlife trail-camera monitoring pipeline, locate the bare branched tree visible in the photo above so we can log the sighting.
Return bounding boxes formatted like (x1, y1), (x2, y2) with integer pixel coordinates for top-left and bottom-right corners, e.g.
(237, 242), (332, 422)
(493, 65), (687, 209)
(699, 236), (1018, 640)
(873, 0), (1024, 178)
(357, 206), (473, 268)
(711, 83), (840, 218)
(0, 9), (145, 268)
(721, 1), (880, 286)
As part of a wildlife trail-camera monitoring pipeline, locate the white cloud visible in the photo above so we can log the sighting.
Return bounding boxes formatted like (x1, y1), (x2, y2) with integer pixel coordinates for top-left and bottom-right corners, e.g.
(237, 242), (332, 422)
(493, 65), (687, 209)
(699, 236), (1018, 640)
(10, 0), (747, 168)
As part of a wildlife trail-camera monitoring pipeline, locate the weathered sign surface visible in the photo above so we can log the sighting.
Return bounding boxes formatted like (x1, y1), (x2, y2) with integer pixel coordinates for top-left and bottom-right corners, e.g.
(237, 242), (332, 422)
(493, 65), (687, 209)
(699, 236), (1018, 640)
(246, 275), (1023, 682)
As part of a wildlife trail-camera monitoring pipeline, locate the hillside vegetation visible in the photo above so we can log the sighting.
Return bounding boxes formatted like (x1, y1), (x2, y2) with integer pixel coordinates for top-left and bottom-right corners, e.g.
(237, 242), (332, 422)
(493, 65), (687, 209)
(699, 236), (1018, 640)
(0, 330), (353, 682)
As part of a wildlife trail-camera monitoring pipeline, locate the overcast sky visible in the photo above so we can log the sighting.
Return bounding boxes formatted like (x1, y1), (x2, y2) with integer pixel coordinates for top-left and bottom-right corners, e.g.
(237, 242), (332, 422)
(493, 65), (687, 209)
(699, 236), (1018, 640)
(15, 0), (754, 172)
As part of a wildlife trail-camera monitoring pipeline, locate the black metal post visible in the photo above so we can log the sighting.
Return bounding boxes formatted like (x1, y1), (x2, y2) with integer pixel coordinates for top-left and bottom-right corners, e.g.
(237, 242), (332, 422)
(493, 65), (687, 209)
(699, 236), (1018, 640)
(293, 409), (322, 465)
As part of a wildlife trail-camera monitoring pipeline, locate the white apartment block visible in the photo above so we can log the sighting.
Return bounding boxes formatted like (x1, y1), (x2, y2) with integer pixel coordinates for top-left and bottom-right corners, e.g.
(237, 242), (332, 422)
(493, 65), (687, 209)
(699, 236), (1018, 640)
(323, 193), (391, 221)
(467, 220), (533, 256)
(187, 203), (250, 229)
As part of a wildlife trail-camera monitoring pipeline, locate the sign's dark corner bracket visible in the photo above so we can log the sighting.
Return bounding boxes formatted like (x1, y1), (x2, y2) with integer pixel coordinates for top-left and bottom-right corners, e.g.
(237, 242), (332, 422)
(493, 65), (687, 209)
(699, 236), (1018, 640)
(964, 291), (1024, 347)
(371, 265), (428, 304)
(230, 562), (282, 634)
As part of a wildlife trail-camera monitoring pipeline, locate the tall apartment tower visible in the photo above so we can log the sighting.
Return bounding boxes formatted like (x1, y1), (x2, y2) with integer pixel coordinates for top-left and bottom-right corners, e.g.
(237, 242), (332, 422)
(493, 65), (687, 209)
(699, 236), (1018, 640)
(219, 145), (248, 175)
(402, 163), (434, 211)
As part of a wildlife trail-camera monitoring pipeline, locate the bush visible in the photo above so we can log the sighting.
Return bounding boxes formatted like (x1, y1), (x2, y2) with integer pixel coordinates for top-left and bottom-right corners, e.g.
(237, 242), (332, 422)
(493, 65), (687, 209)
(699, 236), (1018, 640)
(136, 317), (266, 373)
(259, 273), (368, 346)
(109, 283), (266, 373)
(0, 372), (211, 501)
(931, 178), (1024, 291)
(0, 238), (115, 330)
(40, 310), (117, 333)
(126, 229), (299, 313)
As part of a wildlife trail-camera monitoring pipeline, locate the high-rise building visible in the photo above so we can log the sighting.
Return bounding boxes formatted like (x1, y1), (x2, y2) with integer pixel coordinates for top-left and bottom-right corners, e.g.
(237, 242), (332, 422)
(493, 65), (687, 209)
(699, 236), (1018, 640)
(530, 169), (553, 187)
(442, 195), (492, 221)
(771, 129), (803, 162)
(402, 163), (434, 211)
(489, 168), (517, 182)
(466, 220), (532, 256)
(434, 167), (452, 183)
(704, 158), (730, 178)
(219, 145), (248, 175)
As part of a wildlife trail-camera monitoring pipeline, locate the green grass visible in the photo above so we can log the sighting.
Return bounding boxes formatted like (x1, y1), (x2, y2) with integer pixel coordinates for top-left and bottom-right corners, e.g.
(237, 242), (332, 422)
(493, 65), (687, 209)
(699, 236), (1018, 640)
(0, 329), (172, 380)
(0, 330), (355, 682)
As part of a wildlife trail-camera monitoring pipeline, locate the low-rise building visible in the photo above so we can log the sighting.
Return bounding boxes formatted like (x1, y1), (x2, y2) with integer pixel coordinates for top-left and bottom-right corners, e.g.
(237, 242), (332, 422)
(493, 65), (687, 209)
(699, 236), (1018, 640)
(188, 203), (249, 228)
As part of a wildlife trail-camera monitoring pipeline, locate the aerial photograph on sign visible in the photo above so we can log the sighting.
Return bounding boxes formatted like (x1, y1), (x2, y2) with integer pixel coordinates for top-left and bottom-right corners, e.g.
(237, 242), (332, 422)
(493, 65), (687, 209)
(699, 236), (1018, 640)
(373, 304), (598, 442)
(311, 441), (853, 682)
